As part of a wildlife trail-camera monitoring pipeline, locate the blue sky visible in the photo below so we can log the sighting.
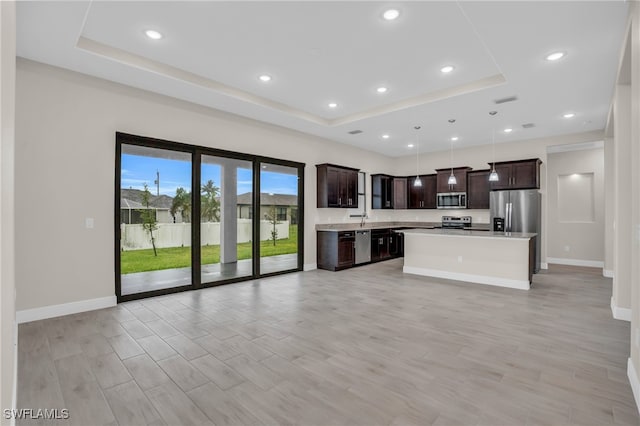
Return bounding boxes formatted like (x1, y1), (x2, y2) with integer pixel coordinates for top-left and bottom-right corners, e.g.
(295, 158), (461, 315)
(121, 154), (298, 196)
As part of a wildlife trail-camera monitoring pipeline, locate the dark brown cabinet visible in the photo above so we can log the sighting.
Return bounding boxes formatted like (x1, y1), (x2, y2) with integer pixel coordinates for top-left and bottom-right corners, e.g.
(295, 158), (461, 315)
(371, 174), (394, 209)
(371, 229), (391, 262)
(488, 159), (542, 190)
(435, 167), (472, 193)
(316, 164), (359, 208)
(467, 169), (491, 209)
(317, 231), (355, 271)
(393, 177), (407, 209)
(389, 229), (404, 257)
(408, 174), (437, 209)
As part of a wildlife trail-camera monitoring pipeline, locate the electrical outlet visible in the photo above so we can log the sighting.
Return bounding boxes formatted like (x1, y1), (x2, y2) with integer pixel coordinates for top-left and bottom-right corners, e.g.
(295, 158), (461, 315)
(564, 245), (570, 252)
(85, 218), (94, 229)
(457, 256), (463, 263)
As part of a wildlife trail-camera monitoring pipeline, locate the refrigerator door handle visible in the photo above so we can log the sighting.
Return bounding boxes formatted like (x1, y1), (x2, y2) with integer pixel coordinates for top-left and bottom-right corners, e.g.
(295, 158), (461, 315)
(506, 202), (512, 232)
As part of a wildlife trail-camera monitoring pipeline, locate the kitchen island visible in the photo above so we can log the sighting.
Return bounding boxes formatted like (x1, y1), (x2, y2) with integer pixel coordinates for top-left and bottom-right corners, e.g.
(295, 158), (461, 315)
(401, 228), (536, 290)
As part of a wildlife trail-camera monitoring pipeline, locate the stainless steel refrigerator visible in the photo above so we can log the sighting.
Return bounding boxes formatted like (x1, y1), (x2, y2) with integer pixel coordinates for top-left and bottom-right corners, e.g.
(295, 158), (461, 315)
(490, 189), (541, 273)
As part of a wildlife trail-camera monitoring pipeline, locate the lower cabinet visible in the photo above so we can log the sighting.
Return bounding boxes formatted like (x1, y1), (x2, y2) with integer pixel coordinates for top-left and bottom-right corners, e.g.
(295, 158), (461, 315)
(389, 229), (404, 257)
(371, 229), (391, 262)
(318, 228), (403, 271)
(317, 231), (355, 271)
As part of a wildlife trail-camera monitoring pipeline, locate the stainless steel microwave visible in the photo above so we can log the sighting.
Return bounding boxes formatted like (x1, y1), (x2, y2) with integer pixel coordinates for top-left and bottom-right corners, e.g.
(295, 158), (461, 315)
(436, 192), (467, 209)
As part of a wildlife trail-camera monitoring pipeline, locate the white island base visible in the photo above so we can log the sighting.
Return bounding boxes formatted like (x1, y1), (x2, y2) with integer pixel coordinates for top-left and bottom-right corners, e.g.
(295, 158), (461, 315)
(402, 229), (536, 290)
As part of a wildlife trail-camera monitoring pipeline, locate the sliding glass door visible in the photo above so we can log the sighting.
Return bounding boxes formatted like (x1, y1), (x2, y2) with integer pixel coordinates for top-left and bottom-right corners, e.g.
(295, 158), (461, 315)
(119, 144), (192, 296)
(200, 155), (253, 284)
(116, 133), (304, 302)
(259, 162), (302, 275)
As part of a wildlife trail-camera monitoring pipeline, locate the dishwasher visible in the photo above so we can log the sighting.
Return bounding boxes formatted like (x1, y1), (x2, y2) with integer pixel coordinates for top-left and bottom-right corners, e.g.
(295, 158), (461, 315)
(355, 230), (371, 265)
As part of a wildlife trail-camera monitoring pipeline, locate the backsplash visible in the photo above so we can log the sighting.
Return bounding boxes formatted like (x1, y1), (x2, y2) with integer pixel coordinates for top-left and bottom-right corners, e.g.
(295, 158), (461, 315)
(314, 208), (491, 225)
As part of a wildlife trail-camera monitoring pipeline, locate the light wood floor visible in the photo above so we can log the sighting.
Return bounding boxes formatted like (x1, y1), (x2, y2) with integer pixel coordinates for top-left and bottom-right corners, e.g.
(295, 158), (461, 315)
(17, 260), (639, 425)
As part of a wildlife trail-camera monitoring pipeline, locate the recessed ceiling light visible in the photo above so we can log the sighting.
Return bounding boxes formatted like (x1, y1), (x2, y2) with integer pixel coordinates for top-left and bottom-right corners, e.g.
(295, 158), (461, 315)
(376, 87), (388, 94)
(545, 51), (565, 61)
(440, 65), (455, 74)
(383, 9), (400, 20)
(504, 128), (513, 133)
(258, 74), (272, 82)
(407, 144), (414, 148)
(328, 102), (338, 108)
(563, 112), (576, 119)
(382, 134), (390, 139)
(451, 136), (459, 141)
(144, 29), (163, 40)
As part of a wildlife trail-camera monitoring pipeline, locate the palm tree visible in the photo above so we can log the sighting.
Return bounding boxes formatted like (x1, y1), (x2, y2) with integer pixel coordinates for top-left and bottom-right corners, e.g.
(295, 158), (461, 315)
(171, 187), (191, 222)
(201, 180), (220, 222)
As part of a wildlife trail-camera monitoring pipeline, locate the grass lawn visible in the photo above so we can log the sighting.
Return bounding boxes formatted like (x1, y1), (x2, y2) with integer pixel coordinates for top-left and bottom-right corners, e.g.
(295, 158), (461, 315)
(121, 225), (298, 274)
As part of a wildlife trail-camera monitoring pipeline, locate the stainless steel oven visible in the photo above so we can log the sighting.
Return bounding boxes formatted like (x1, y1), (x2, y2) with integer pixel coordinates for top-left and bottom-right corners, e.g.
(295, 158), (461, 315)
(436, 192), (467, 209)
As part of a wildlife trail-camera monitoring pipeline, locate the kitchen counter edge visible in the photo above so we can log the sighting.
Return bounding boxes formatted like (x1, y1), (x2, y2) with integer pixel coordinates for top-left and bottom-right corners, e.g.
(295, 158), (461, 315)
(401, 228), (536, 239)
(315, 222), (490, 232)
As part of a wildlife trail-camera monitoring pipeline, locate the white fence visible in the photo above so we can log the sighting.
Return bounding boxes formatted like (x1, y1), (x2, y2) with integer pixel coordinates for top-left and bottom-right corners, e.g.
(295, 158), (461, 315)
(121, 219), (290, 251)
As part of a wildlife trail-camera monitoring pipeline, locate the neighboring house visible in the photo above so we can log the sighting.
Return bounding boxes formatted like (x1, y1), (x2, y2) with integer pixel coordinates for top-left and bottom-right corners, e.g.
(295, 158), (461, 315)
(120, 188), (178, 224)
(237, 192), (298, 224)
(121, 189), (297, 224)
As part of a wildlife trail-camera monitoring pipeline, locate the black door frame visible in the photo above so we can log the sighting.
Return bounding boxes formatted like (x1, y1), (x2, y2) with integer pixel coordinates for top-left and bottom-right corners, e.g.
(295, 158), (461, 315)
(115, 132), (305, 303)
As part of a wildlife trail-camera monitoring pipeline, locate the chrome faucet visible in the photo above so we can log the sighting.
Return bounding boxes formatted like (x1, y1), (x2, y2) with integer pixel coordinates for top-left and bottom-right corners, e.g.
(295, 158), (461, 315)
(360, 214), (366, 228)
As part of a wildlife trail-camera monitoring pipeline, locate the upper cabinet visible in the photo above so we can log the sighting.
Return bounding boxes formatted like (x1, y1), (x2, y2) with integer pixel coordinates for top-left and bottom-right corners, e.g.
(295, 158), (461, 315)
(466, 169), (491, 209)
(393, 177), (408, 209)
(316, 164), (359, 208)
(435, 167), (472, 193)
(488, 159), (542, 190)
(371, 174), (394, 209)
(408, 174), (437, 209)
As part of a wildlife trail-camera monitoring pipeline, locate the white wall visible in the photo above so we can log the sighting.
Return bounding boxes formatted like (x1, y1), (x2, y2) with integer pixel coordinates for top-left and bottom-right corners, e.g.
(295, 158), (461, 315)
(546, 147), (604, 265)
(608, 2), (640, 412)
(614, 84), (632, 311)
(628, 1), (640, 408)
(15, 59), (394, 311)
(15, 58), (606, 315)
(604, 136), (614, 275)
(1, 1), (16, 420)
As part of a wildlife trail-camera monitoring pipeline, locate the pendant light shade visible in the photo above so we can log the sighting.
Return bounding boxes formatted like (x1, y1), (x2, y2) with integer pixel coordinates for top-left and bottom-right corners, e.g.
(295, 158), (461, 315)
(413, 126), (422, 187)
(489, 111), (499, 182)
(448, 125), (457, 185)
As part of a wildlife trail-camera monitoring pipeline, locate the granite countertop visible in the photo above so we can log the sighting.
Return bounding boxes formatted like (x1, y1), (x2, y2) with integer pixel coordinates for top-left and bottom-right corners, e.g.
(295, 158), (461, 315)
(401, 228), (536, 240)
(315, 221), (491, 232)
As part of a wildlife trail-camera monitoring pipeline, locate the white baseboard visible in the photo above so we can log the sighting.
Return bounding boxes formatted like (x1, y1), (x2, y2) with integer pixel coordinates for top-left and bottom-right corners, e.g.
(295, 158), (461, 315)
(628, 358), (640, 415)
(611, 297), (632, 321)
(403, 266), (530, 290)
(303, 263), (317, 271)
(603, 269), (614, 278)
(546, 257), (604, 268)
(540, 262), (549, 270)
(16, 295), (117, 324)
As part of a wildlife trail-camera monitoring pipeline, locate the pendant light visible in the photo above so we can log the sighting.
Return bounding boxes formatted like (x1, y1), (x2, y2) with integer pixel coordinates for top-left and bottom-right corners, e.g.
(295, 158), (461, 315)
(413, 126), (422, 187)
(447, 119), (457, 185)
(488, 111), (499, 182)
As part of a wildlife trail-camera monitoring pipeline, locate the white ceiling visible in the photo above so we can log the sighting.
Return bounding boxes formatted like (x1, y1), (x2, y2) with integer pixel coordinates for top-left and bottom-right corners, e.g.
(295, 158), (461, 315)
(16, 1), (629, 157)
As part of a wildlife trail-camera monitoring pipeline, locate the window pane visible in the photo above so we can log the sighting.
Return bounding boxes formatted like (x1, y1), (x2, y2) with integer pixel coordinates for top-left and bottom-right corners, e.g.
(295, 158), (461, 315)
(120, 144), (192, 295)
(201, 155), (253, 283)
(259, 162), (300, 274)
